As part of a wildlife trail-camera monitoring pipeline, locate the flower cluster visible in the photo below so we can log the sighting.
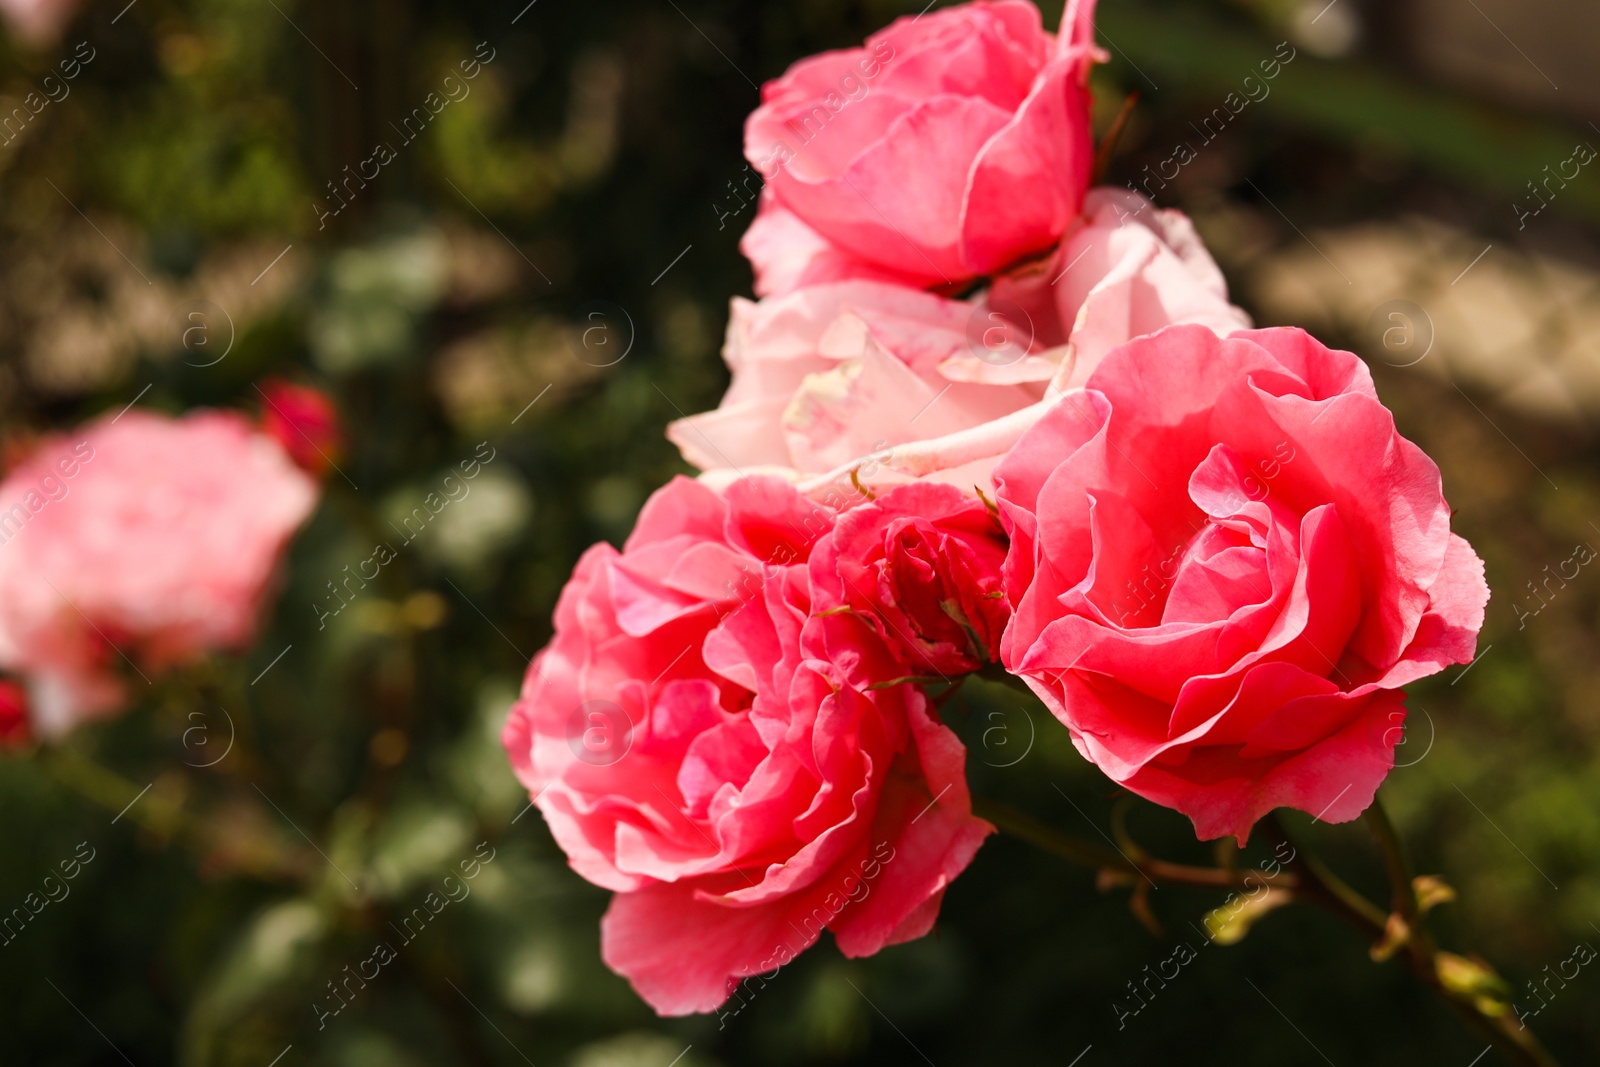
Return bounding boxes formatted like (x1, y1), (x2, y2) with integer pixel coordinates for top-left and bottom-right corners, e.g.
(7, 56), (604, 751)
(0, 392), (332, 742)
(503, 0), (1488, 1016)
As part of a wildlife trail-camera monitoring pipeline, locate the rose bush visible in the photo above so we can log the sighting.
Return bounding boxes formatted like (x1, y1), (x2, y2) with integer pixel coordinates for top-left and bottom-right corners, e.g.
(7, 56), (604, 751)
(672, 189), (1249, 495)
(744, 0), (1102, 292)
(500, 476), (991, 1013)
(994, 325), (1488, 842)
(0, 409), (318, 736)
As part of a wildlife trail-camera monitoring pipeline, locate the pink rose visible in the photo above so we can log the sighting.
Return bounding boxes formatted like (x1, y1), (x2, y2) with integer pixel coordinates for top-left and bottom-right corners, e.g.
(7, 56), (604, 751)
(815, 483), (1009, 677)
(501, 476), (990, 1014)
(744, 0), (1101, 291)
(994, 325), (1488, 842)
(0, 0), (78, 46)
(0, 409), (319, 736)
(987, 188), (1253, 388)
(671, 189), (1249, 495)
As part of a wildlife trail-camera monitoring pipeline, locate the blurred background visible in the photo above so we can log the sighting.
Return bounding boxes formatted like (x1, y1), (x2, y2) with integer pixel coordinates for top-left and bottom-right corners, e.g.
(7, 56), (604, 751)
(1, 0), (1597, 1063)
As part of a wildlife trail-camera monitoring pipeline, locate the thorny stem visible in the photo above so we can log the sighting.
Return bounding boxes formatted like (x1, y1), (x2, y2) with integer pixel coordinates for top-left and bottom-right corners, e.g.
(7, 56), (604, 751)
(983, 795), (1562, 1067)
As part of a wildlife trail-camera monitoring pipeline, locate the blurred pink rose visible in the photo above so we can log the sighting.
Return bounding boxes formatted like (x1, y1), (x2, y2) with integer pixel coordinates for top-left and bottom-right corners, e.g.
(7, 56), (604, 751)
(0, 409), (318, 736)
(501, 476), (990, 1015)
(817, 482), (1009, 677)
(0, 0), (79, 46)
(258, 378), (344, 478)
(744, 0), (1101, 291)
(994, 325), (1489, 842)
(671, 189), (1249, 495)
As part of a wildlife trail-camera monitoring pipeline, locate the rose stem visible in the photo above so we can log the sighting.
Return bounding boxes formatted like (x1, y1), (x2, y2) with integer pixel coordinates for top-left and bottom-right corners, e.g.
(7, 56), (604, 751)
(1360, 798), (1561, 1067)
(1269, 810), (1557, 1067)
(981, 795), (1560, 1067)
(972, 796), (1296, 891)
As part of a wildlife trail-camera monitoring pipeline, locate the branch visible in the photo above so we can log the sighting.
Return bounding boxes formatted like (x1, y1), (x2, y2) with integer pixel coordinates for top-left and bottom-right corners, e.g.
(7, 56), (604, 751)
(974, 796), (1298, 892)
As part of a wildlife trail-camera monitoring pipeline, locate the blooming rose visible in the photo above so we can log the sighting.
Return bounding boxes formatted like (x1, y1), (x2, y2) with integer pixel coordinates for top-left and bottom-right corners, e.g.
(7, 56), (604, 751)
(0, 409), (319, 736)
(994, 325), (1488, 842)
(816, 483), (1009, 677)
(501, 476), (990, 1014)
(671, 189), (1249, 495)
(744, 0), (1101, 291)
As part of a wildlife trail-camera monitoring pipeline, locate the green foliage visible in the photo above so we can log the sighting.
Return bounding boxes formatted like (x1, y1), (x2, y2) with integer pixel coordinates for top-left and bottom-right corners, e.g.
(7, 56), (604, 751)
(1, 0), (1597, 1064)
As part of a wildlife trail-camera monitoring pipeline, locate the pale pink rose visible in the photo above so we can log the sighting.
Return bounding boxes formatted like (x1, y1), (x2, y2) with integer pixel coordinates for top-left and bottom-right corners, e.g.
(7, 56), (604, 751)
(744, 0), (1101, 291)
(994, 325), (1489, 843)
(0, 0), (79, 45)
(0, 409), (318, 736)
(817, 482), (1009, 677)
(501, 476), (990, 1015)
(671, 189), (1249, 496)
(987, 187), (1253, 388)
